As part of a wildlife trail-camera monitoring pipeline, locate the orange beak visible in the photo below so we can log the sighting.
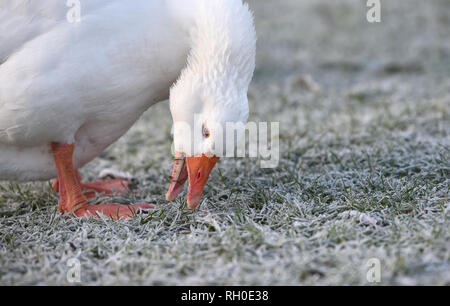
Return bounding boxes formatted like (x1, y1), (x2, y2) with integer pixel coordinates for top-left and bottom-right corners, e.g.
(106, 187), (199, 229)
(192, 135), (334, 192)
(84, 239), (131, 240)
(186, 154), (219, 209)
(166, 153), (219, 209)
(165, 152), (188, 202)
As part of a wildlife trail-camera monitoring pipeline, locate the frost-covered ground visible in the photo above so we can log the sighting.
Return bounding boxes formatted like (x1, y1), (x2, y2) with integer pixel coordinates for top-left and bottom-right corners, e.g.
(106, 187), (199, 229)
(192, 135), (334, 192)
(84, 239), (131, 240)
(0, 0), (449, 285)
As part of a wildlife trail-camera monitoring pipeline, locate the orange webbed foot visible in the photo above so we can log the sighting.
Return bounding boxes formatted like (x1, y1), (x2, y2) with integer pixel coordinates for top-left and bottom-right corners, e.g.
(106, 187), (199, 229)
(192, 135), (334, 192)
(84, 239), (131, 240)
(81, 179), (134, 199)
(51, 143), (154, 220)
(74, 203), (154, 220)
(53, 176), (137, 199)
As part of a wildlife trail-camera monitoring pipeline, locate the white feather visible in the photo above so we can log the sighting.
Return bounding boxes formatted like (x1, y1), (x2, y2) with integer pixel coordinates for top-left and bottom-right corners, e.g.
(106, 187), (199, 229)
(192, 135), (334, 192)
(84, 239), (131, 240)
(0, 0), (256, 181)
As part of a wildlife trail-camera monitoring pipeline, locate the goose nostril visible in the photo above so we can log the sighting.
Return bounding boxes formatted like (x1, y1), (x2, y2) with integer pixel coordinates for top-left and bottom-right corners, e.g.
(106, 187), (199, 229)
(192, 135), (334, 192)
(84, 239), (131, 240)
(196, 171), (202, 181)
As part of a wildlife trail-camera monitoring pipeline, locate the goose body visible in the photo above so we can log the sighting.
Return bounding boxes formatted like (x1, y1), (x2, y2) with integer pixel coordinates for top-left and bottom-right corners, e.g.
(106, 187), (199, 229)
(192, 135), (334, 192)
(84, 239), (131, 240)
(0, 0), (193, 181)
(0, 0), (256, 215)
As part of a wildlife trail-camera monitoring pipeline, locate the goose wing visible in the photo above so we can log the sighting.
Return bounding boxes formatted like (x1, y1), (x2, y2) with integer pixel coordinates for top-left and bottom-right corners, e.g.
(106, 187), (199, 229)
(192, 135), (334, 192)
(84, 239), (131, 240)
(0, 0), (113, 63)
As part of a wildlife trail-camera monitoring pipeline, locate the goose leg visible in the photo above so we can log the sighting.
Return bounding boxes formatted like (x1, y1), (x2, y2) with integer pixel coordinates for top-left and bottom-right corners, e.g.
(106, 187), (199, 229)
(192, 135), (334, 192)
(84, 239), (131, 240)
(51, 142), (153, 219)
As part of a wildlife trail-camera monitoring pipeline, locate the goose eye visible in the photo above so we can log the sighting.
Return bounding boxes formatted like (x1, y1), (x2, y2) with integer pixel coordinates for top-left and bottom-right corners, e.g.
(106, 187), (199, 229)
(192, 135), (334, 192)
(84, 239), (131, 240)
(202, 125), (210, 138)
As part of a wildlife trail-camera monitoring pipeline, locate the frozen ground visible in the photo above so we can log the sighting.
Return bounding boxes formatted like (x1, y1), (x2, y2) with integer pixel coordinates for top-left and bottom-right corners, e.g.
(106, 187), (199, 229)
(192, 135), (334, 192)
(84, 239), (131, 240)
(0, 0), (449, 285)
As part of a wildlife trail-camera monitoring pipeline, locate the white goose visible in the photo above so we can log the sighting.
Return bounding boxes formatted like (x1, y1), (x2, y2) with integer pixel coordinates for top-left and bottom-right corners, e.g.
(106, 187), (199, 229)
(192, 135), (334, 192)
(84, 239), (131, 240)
(0, 0), (256, 219)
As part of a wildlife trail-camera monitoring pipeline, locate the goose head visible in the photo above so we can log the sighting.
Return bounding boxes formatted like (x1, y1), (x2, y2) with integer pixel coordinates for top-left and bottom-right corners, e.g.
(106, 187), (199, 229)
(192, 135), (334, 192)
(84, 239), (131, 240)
(166, 1), (256, 209)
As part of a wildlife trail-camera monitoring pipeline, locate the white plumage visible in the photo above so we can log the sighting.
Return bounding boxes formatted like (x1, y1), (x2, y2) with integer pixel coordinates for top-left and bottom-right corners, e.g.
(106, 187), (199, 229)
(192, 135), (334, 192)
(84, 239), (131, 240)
(0, 0), (256, 182)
